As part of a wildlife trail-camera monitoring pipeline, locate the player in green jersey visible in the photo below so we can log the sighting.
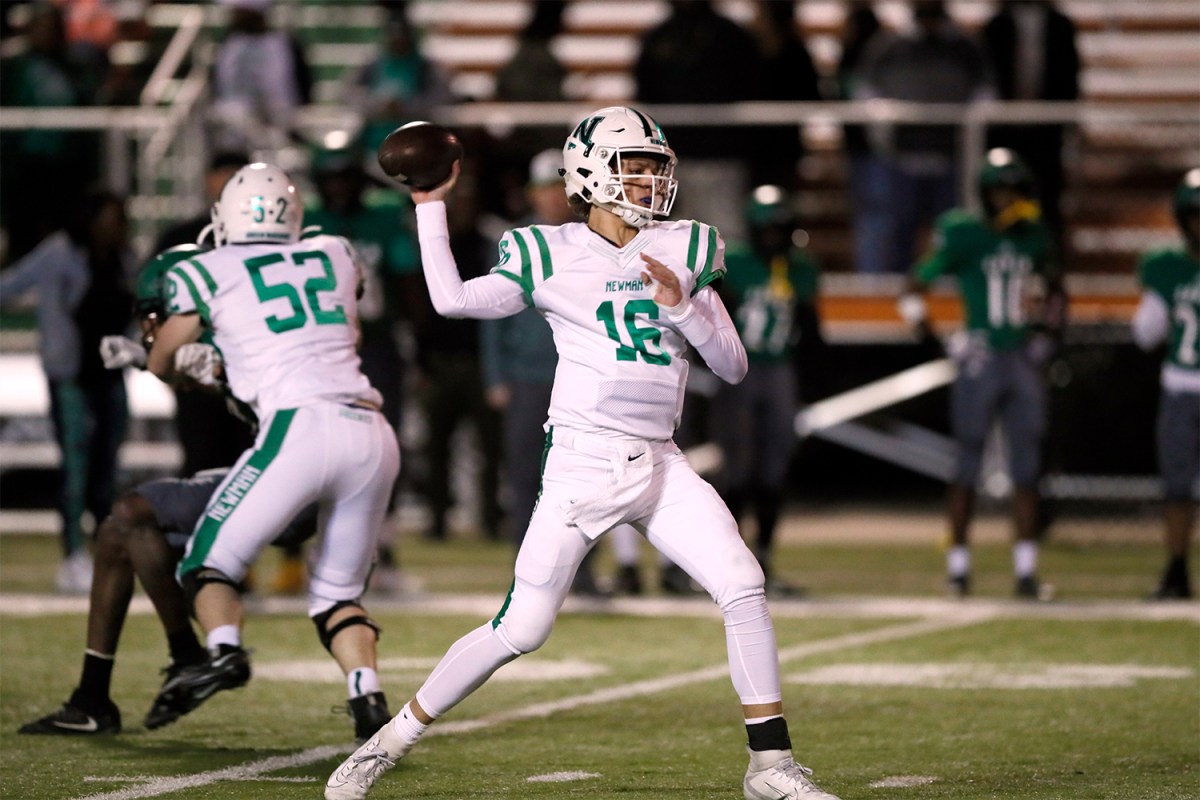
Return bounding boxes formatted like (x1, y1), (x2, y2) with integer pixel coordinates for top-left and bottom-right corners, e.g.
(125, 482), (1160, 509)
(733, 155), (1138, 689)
(715, 185), (822, 596)
(899, 148), (1067, 600)
(1133, 169), (1200, 600)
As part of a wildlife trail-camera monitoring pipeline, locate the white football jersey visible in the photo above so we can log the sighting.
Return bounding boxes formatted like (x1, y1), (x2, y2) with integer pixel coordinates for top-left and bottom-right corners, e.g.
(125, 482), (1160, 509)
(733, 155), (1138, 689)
(491, 219), (725, 440)
(165, 234), (380, 417)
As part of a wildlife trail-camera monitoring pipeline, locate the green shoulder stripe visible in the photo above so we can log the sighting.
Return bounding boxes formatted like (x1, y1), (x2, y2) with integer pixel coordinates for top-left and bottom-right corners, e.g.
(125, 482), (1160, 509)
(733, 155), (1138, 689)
(691, 224), (724, 295)
(530, 226), (553, 281)
(686, 222), (700, 273)
(168, 265), (211, 322)
(510, 229), (537, 304)
(187, 258), (218, 294)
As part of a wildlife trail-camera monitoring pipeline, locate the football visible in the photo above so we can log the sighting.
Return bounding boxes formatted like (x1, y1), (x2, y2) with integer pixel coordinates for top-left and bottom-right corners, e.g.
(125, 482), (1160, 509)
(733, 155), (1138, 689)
(377, 121), (464, 190)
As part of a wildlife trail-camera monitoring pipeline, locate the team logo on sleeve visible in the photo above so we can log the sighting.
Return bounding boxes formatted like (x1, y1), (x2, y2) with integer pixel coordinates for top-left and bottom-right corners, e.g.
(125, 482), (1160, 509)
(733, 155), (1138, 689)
(496, 240), (511, 268)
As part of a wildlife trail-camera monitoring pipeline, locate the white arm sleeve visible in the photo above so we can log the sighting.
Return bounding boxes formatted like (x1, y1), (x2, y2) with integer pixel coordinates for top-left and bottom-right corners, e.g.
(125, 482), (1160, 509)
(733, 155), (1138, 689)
(666, 287), (748, 384)
(416, 202), (527, 319)
(1131, 291), (1170, 352)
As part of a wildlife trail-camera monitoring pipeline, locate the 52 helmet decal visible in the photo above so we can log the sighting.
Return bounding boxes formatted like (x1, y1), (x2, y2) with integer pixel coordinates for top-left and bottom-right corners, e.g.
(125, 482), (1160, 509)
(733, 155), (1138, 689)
(211, 163), (303, 246)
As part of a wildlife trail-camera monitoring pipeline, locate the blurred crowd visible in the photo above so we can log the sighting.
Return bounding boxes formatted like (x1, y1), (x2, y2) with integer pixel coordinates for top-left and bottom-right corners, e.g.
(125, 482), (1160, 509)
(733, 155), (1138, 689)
(0, 0), (1194, 601)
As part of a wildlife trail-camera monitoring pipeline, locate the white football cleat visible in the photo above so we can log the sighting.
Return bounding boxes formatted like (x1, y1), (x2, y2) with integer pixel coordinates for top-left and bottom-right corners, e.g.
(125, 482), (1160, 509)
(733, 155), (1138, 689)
(744, 748), (841, 800)
(325, 722), (407, 800)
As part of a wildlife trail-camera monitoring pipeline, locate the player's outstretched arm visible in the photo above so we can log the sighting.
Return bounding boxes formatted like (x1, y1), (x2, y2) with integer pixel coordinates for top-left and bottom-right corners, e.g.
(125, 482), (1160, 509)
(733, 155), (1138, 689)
(413, 201), (526, 321)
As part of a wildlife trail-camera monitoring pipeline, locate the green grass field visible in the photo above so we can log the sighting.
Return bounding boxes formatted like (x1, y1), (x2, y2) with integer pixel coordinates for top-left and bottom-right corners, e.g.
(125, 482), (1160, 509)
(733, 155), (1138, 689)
(1, 510), (1197, 800)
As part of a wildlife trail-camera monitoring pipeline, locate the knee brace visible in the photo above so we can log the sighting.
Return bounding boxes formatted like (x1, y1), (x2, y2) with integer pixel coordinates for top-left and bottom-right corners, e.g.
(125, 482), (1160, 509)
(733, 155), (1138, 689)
(312, 601), (381, 654)
(179, 567), (243, 617)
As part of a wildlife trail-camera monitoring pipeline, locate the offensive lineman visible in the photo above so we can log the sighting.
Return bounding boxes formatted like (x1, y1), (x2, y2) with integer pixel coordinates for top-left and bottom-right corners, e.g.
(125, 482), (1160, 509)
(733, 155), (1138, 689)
(145, 164), (400, 726)
(326, 107), (841, 800)
(18, 245), (390, 741)
(1133, 169), (1200, 600)
(899, 148), (1067, 600)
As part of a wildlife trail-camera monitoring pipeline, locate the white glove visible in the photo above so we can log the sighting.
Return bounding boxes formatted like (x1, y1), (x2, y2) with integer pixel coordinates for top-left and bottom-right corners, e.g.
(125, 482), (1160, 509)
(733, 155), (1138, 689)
(99, 336), (146, 369)
(174, 343), (223, 387)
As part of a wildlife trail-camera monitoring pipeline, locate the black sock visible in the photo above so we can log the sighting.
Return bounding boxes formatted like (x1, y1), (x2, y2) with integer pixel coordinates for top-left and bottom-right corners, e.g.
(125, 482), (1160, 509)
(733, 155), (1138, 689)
(75, 652), (115, 708)
(747, 717), (792, 752)
(168, 629), (207, 666)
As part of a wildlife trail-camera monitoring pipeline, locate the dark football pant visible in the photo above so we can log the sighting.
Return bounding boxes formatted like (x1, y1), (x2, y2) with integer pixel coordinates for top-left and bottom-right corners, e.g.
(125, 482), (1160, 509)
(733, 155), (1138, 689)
(1156, 388), (1200, 501)
(950, 350), (1047, 489)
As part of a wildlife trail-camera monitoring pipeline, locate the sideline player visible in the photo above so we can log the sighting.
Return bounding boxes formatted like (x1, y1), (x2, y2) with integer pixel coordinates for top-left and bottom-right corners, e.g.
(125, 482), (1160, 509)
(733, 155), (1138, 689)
(715, 185), (823, 596)
(326, 106), (840, 800)
(145, 164), (400, 733)
(1133, 169), (1199, 599)
(899, 148), (1066, 600)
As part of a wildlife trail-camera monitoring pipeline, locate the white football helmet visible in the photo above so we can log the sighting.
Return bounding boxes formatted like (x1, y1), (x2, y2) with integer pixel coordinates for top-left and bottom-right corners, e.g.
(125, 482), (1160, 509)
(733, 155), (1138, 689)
(562, 106), (678, 228)
(211, 163), (302, 245)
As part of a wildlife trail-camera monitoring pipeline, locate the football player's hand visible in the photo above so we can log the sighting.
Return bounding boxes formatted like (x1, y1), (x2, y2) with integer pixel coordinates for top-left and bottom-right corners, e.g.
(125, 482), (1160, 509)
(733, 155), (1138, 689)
(174, 343), (223, 387)
(640, 254), (684, 311)
(99, 336), (147, 369)
(411, 159), (461, 205)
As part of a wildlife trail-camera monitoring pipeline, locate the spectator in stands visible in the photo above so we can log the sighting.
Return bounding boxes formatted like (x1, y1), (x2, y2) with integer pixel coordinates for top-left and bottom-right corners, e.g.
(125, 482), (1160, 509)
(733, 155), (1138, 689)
(352, 7), (448, 164)
(305, 143), (424, 592)
(0, 2), (98, 263)
(488, 0), (570, 221)
(153, 152), (255, 479)
(981, 0), (1080, 238)
(0, 190), (135, 594)
(745, 0), (821, 188)
(852, 0), (994, 274)
(834, 4), (882, 274)
(210, 0), (311, 154)
(634, 0), (763, 240)
(1133, 169), (1199, 601)
(714, 185), (823, 597)
(413, 175), (503, 542)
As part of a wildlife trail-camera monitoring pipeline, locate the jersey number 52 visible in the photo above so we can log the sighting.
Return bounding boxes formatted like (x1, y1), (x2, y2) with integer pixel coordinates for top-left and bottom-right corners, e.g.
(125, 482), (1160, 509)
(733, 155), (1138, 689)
(244, 251), (347, 334)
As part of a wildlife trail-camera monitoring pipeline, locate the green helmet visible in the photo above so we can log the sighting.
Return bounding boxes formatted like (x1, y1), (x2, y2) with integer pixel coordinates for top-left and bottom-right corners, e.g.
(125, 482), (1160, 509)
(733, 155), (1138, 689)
(135, 244), (206, 319)
(978, 148), (1035, 196)
(744, 185), (795, 229)
(1173, 168), (1200, 230)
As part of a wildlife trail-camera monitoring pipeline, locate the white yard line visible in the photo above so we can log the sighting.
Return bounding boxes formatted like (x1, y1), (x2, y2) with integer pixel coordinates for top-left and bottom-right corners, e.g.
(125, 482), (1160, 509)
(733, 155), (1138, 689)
(70, 612), (986, 800)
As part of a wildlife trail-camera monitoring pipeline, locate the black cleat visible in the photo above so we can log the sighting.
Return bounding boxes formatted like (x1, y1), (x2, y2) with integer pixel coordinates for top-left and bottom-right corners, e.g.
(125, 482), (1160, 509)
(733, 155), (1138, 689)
(1148, 581), (1193, 601)
(152, 645), (251, 723)
(144, 658), (206, 730)
(1015, 575), (1055, 601)
(344, 691), (391, 744)
(19, 700), (120, 736)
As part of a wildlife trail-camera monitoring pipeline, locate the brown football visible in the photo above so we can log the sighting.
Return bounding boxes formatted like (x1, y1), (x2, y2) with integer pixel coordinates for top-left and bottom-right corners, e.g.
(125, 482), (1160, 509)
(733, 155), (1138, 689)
(377, 121), (463, 190)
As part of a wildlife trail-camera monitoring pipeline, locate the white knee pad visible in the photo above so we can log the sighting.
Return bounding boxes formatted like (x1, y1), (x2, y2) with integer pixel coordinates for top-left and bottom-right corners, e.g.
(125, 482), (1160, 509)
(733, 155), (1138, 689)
(708, 543), (766, 608)
(491, 576), (560, 654)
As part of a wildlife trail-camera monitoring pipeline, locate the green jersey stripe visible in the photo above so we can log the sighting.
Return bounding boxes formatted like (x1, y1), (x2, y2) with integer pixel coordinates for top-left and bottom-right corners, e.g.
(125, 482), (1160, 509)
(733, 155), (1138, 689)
(511, 229), (536, 303)
(179, 408), (297, 575)
(686, 222), (700, 274)
(169, 265), (211, 322)
(187, 258), (218, 295)
(531, 226), (553, 281)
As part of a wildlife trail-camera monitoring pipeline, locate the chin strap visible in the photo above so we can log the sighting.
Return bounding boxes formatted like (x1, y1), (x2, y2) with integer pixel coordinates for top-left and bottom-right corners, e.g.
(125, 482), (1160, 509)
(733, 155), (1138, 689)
(993, 199), (1041, 231)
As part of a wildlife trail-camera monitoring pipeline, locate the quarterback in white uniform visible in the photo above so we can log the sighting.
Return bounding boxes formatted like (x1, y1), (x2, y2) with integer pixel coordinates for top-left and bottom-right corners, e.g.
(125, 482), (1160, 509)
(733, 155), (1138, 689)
(327, 107), (840, 800)
(146, 163), (399, 727)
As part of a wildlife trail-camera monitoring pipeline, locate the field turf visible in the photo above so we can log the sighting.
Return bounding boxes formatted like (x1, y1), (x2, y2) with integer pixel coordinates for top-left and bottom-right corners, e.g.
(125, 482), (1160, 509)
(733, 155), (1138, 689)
(0, 510), (1196, 800)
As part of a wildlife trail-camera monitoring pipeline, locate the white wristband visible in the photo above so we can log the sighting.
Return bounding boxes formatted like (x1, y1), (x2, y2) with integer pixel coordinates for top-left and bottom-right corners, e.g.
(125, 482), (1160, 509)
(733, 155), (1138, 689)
(415, 201), (449, 239)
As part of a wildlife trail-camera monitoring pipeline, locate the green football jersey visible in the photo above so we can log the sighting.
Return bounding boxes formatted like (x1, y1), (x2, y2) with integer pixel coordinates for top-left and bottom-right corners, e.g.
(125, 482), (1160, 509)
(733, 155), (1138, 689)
(1139, 247), (1200, 373)
(723, 244), (818, 363)
(915, 210), (1057, 351)
(303, 200), (418, 327)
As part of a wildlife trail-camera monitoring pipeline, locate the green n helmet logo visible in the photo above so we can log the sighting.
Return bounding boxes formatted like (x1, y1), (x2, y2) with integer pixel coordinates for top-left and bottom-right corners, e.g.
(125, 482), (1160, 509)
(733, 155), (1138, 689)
(570, 115), (604, 156)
